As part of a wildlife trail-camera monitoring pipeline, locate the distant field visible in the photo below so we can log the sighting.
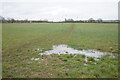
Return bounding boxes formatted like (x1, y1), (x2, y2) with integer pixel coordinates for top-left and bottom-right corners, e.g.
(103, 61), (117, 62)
(2, 23), (118, 78)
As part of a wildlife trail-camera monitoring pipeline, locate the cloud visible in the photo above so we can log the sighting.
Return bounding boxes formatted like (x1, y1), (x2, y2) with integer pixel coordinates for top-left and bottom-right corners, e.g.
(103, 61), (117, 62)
(1, 0), (119, 21)
(1, 0), (119, 3)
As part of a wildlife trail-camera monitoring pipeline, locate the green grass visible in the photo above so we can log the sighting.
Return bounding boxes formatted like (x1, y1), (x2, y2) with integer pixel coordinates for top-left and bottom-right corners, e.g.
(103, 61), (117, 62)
(0, 23), (2, 78)
(2, 23), (118, 78)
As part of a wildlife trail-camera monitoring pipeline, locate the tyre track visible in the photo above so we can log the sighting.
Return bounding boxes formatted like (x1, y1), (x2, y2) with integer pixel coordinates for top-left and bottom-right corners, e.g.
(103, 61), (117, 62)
(62, 24), (75, 43)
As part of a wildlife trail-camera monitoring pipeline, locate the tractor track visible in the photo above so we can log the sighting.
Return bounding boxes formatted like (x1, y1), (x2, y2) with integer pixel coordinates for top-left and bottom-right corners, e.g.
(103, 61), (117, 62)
(3, 24), (76, 53)
(61, 23), (75, 43)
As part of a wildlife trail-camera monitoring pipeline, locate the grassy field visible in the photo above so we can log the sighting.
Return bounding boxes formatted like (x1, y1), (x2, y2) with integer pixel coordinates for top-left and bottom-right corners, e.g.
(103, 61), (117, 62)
(0, 23), (2, 78)
(2, 23), (118, 78)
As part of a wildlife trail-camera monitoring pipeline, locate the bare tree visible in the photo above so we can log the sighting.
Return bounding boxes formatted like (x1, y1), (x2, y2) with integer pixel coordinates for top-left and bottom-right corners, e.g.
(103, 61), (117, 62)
(0, 16), (5, 23)
(11, 18), (15, 23)
(0, 16), (5, 20)
(97, 18), (103, 23)
(65, 18), (74, 22)
(88, 18), (95, 23)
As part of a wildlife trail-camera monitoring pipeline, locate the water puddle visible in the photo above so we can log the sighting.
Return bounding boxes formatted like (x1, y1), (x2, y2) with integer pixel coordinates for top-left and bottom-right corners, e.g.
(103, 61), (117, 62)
(38, 44), (111, 58)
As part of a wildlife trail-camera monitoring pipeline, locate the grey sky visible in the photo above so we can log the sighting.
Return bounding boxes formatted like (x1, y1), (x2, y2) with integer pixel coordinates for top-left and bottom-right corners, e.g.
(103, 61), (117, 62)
(1, 0), (119, 21)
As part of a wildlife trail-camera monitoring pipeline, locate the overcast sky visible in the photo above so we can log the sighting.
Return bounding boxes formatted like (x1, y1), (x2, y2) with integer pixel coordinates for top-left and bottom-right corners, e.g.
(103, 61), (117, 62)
(0, 0), (119, 21)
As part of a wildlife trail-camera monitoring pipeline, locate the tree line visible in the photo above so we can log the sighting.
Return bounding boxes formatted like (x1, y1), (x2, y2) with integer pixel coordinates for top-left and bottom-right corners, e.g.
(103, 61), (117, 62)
(0, 16), (118, 23)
